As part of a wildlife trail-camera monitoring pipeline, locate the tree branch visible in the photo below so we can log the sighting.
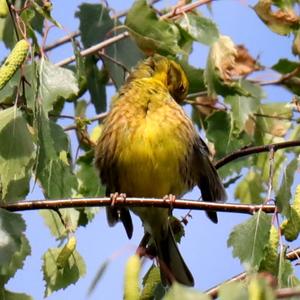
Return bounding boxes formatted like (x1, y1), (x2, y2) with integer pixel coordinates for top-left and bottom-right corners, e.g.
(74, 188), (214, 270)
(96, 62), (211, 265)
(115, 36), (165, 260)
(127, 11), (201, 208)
(43, 0), (161, 53)
(251, 65), (300, 86)
(277, 287), (300, 299)
(0, 197), (276, 214)
(214, 140), (300, 169)
(63, 112), (108, 131)
(55, 0), (213, 67)
(55, 31), (130, 67)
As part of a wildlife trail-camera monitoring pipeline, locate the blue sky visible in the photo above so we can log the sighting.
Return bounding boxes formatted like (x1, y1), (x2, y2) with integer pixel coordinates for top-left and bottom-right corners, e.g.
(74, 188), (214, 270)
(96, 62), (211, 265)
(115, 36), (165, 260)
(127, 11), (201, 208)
(3, 0), (298, 299)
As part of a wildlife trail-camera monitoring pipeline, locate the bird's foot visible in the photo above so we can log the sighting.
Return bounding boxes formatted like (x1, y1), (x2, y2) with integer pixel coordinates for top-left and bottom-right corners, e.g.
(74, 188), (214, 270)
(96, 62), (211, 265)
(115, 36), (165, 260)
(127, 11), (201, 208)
(109, 193), (127, 207)
(163, 194), (176, 211)
(109, 192), (118, 207)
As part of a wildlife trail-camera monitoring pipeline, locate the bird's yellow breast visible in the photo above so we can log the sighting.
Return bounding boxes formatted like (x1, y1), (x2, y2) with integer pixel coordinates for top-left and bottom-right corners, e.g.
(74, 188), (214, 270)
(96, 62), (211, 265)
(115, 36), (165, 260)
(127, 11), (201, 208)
(112, 80), (191, 198)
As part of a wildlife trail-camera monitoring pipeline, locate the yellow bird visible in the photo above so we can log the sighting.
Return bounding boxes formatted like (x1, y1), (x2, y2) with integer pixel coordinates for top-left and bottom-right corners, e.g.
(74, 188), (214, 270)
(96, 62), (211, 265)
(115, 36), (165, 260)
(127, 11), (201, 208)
(95, 54), (226, 286)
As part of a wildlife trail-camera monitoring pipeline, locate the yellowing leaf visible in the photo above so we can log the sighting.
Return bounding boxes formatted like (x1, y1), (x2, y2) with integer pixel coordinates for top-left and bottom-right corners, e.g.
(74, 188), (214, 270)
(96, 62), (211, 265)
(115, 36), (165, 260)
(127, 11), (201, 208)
(254, 0), (299, 35)
(259, 225), (279, 274)
(43, 247), (86, 297)
(205, 35), (248, 96)
(248, 276), (275, 300)
(281, 185), (300, 241)
(90, 125), (103, 144)
(56, 236), (77, 269)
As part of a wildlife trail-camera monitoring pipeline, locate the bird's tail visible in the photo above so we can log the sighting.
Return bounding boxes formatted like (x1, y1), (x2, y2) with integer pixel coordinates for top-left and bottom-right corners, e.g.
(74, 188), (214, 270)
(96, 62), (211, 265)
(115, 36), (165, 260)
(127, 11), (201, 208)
(198, 157), (227, 223)
(155, 225), (194, 287)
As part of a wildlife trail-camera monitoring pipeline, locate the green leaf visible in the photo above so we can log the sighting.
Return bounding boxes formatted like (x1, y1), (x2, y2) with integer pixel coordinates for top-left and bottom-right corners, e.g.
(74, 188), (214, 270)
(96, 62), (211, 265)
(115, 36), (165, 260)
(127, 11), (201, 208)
(0, 209), (30, 284)
(163, 283), (210, 300)
(272, 59), (300, 95)
(125, 0), (183, 55)
(253, 147), (286, 193)
(20, 6), (44, 37)
(254, 103), (292, 144)
(0, 107), (35, 202)
(272, 58), (299, 74)
(76, 3), (144, 88)
(179, 61), (205, 94)
(176, 12), (219, 46)
(35, 108), (77, 199)
(104, 32), (144, 88)
(0, 289), (32, 300)
(141, 265), (162, 300)
(278, 248), (300, 288)
(0, 12), (17, 49)
(0, 235), (31, 285)
(234, 169), (265, 204)
(42, 247), (86, 297)
(31, 1), (61, 28)
(227, 211), (272, 270)
(253, 0), (299, 35)
(76, 150), (105, 198)
(39, 209), (80, 239)
(225, 95), (259, 133)
(204, 35), (248, 97)
(205, 111), (251, 159)
(275, 157), (298, 217)
(75, 3), (114, 48)
(219, 282), (247, 300)
(38, 59), (79, 113)
(0, 71), (19, 105)
(84, 57), (108, 113)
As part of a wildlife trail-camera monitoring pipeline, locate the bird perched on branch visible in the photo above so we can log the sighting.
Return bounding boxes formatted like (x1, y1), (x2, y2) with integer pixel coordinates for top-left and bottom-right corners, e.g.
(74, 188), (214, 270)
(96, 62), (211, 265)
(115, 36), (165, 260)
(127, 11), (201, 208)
(95, 54), (226, 287)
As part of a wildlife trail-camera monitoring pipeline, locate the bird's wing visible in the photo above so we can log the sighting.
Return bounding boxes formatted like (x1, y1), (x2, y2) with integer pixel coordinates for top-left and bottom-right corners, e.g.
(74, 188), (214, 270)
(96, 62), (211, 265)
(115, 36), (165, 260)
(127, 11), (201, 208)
(95, 108), (133, 239)
(190, 135), (227, 223)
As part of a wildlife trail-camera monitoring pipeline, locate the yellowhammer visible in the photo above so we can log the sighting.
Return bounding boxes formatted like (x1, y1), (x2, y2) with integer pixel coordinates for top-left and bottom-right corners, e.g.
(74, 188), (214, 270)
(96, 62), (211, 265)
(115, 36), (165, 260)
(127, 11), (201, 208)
(95, 54), (226, 287)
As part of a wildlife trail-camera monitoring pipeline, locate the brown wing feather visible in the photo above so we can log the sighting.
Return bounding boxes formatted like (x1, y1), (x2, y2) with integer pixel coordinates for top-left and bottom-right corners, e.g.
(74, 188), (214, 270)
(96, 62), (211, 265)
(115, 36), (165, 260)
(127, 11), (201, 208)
(190, 136), (227, 223)
(95, 108), (133, 239)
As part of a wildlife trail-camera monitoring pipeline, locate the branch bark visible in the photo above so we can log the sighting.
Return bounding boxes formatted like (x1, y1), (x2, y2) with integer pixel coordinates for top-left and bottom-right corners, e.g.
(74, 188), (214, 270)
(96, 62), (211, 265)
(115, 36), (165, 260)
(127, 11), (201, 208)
(215, 140), (300, 169)
(0, 197), (276, 214)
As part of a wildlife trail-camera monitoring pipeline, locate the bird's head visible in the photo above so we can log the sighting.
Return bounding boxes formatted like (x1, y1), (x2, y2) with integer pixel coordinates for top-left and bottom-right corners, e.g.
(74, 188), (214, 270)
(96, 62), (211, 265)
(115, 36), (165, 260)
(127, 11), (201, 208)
(128, 54), (189, 103)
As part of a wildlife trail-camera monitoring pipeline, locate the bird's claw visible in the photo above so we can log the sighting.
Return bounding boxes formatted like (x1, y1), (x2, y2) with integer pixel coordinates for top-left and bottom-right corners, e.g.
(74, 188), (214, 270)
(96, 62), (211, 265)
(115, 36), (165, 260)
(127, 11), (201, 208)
(110, 193), (127, 207)
(163, 194), (176, 211)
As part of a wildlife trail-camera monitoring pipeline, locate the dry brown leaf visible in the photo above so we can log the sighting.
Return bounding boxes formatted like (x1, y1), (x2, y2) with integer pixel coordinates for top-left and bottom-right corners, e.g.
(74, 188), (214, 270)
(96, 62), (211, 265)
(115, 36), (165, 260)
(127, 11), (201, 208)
(273, 8), (299, 26)
(194, 95), (218, 117)
(230, 45), (262, 77)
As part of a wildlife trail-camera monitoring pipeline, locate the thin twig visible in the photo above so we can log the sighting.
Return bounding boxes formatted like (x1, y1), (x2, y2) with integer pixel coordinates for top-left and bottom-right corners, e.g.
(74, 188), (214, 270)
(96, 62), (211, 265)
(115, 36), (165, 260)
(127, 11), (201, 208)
(277, 288), (300, 299)
(44, 31), (80, 53)
(55, 0), (213, 67)
(63, 112), (108, 131)
(252, 65), (300, 86)
(215, 140), (300, 169)
(266, 147), (275, 203)
(161, 0), (213, 19)
(55, 31), (130, 67)
(43, 0), (161, 53)
(206, 247), (300, 299)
